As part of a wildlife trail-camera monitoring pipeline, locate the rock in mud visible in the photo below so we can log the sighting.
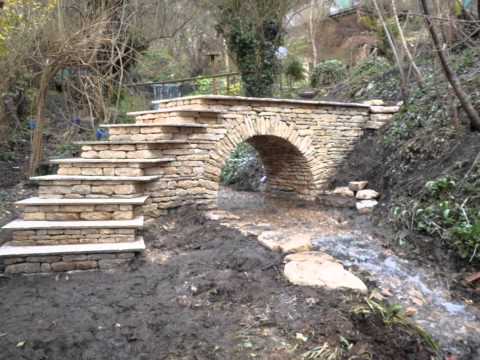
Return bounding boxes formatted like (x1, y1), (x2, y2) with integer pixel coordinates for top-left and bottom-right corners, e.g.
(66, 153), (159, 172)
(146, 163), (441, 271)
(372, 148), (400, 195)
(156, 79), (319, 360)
(333, 186), (355, 197)
(356, 200), (378, 214)
(283, 251), (368, 293)
(258, 231), (312, 253)
(356, 189), (380, 200)
(349, 181), (369, 192)
(405, 307), (418, 317)
(205, 210), (240, 221)
(316, 194), (356, 208)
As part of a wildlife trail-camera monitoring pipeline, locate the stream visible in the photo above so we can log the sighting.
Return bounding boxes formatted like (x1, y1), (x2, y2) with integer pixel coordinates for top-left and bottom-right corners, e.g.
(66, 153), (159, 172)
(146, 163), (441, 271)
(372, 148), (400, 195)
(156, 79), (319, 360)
(217, 187), (480, 358)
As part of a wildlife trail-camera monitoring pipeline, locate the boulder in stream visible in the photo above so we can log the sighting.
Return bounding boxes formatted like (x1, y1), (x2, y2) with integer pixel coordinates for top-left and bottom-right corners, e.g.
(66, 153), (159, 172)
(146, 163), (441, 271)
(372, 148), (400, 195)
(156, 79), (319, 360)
(258, 231), (313, 253)
(283, 251), (368, 293)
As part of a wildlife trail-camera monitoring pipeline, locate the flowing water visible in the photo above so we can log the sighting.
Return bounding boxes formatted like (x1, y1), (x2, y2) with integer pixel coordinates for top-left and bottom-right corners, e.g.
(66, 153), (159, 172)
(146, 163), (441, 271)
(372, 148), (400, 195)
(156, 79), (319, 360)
(217, 188), (480, 358)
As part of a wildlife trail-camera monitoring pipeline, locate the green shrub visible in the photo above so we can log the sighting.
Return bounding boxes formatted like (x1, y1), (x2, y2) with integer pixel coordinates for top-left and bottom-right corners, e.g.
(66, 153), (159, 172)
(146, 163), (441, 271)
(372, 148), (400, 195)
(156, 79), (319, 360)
(193, 78), (213, 95)
(351, 57), (391, 81)
(284, 57), (305, 85)
(116, 91), (149, 123)
(310, 59), (347, 87)
(221, 143), (258, 185)
(411, 177), (480, 262)
(425, 177), (456, 198)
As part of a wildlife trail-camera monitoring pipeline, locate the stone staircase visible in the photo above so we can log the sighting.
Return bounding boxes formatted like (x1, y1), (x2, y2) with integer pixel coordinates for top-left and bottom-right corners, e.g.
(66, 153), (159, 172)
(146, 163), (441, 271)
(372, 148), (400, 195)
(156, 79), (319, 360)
(0, 108), (220, 274)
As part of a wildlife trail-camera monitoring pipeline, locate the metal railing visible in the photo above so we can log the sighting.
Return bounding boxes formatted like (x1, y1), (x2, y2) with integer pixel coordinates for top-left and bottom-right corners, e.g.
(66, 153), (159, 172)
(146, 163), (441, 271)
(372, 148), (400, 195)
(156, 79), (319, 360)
(125, 72), (243, 102)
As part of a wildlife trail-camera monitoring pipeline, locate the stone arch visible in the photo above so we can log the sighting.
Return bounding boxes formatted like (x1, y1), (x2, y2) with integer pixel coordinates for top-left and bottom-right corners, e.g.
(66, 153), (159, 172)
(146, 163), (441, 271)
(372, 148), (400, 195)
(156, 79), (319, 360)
(206, 115), (319, 199)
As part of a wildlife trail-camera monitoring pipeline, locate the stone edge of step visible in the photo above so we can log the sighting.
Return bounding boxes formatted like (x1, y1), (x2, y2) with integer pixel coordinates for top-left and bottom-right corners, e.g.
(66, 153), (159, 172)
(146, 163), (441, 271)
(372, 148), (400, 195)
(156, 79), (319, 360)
(2, 216), (144, 230)
(73, 140), (190, 145)
(15, 196), (149, 206)
(126, 108), (223, 116)
(99, 123), (208, 128)
(49, 158), (175, 164)
(29, 175), (161, 182)
(0, 237), (146, 258)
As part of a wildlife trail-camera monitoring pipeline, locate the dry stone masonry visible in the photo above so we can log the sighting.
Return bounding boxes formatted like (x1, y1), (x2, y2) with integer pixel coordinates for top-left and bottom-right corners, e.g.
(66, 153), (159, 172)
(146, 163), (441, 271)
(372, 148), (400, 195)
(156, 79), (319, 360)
(0, 95), (398, 274)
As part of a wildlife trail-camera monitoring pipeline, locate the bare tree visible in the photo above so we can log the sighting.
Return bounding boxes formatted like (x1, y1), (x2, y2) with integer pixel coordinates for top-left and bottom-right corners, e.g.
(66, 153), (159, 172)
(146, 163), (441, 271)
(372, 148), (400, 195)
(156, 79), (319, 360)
(309, 0), (319, 66)
(419, 0), (480, 131)
(391, 0), (424, 87)
(29, 14), (114, 175)
(371, 0), (409, 100)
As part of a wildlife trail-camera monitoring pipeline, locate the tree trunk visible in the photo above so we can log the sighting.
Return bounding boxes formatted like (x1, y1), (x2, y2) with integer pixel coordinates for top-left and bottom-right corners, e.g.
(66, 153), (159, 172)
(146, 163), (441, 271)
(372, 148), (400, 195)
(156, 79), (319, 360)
(29, 67), (55, 176)
(309, 0), (318, 66)
(419, 0), (480, 131)
(372, 0), (409, 100)
(391, 0), (424, 88)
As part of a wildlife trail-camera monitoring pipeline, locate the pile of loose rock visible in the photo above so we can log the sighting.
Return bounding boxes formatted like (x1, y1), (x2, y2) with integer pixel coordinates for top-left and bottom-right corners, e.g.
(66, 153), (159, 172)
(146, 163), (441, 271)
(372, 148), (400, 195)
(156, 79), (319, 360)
(316, 181), (381, 212)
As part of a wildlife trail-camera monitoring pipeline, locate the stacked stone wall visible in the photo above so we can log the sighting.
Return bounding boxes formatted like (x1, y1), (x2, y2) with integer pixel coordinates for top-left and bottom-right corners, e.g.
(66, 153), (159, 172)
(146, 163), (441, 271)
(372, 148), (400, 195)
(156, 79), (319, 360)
(138, 97), (392, 216)
(12, 228), (137, 246)
(1, 252), (136, 274)
(21, 204), (136, 221)
(38, 180), (144, 198)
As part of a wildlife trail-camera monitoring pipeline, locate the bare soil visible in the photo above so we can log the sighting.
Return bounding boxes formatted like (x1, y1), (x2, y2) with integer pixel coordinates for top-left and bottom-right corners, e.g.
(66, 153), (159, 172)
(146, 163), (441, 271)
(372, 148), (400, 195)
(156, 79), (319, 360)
(0, 208), (434, 360)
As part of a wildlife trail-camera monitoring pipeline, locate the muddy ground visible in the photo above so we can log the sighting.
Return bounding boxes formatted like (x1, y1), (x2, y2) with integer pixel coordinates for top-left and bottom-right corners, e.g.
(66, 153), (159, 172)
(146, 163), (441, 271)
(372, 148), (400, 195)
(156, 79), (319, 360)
(0, 206), (435, 360)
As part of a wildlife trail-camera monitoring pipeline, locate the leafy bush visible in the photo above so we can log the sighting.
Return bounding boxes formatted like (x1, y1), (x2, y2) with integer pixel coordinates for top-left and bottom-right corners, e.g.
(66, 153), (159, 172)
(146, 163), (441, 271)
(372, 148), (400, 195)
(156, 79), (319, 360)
(226, 81), (242, 96)
(351, 57), (391, 81)
(220, 142), (263, 191)
(405, 176), (480, 262)
(311, 59), (347, 88)
(284, 57), (305, 84)
(116, 91), (149, 123)
(193, 78), (213, 95)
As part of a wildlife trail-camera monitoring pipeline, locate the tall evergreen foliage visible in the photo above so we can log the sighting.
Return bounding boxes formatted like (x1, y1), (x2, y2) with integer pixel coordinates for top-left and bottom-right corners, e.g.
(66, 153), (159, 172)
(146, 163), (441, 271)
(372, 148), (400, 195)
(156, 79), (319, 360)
(212, 0), (291, 97)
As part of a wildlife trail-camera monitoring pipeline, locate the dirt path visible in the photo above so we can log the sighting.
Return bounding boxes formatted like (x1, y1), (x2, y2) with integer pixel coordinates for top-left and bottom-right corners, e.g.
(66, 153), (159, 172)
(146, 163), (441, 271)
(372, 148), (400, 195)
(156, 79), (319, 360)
(0, 205), (434, 360)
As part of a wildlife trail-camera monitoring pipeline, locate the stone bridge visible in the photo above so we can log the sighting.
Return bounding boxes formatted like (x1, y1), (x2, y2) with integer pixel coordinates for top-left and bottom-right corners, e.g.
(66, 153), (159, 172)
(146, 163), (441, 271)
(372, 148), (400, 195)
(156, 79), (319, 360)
(0, 96), (398, 274)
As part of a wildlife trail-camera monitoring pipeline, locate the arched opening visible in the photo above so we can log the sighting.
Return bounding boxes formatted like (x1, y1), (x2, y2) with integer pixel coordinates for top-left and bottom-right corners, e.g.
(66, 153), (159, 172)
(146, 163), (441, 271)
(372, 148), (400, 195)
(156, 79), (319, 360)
(218, 135), (315, 207)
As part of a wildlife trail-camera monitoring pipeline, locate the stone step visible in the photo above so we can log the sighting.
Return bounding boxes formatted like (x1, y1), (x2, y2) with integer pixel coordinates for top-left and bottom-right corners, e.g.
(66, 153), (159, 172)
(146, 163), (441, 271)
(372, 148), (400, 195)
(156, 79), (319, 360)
(55, 160), (173, 177)
(2, 216), (144, 230)
(53, 158), (173, 176)
(50, 158), (174, 165)
(16, 196), (149, 206)
(100, 123), (208, 129)
(126, 108), (222, 117)
(31, 175), (160, 182)
(74, 140), (190, 146)
(16, 196), (147, 221)
(0, 236), (145, 258)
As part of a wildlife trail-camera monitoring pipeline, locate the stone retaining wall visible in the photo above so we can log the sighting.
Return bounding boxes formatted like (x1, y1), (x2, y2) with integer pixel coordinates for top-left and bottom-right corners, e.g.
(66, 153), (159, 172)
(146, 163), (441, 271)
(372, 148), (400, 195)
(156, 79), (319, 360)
(1, 252), (136, 274)
(38, 181), (144, 198)
(12, 228), (137, 246)
(21, 204), (136, 221)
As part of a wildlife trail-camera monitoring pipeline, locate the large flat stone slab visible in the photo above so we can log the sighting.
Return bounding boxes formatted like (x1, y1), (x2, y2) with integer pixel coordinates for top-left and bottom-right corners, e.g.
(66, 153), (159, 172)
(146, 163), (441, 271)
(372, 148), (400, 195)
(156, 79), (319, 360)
(284, 251), (368, 293)
(152, 95), (372, 109)
(30, 175), (160, 182)
(16, 196), (149, 206)
(50, 158), (174, 164)
(2, 216), (144, 230)
(0, 237), (145, 257)
(74, 140), (190, 145)
(100, 123), (208, 129)
(127, 108), (222, 116)
(258, 231), (313, 253)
